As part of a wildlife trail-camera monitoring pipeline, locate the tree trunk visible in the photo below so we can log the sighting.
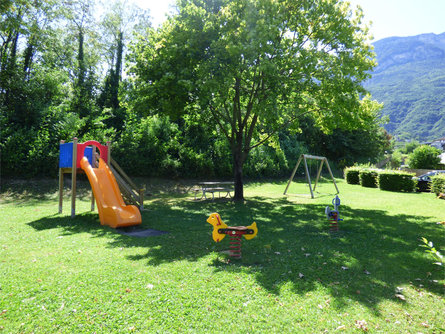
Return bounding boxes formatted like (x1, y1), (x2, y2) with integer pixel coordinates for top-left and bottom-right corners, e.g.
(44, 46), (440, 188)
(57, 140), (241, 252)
(111, 31), (123, 110)
(233, 139), (246, 201)
(77, 29), (85, 91)
(23, 38), (34, 79)
(233, 153), (244, 201)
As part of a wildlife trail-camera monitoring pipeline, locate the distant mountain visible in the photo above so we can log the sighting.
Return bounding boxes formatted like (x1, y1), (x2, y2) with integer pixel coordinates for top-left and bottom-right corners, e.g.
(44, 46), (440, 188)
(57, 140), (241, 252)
(365, 33), (445, 141)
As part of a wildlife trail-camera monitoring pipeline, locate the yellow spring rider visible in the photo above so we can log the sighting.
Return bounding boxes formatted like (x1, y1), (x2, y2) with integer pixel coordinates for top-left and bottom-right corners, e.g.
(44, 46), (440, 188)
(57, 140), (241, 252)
(206, 213), (258, 258)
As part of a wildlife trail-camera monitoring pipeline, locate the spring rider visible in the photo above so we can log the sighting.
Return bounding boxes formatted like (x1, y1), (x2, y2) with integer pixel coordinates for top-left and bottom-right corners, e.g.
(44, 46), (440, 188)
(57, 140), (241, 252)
(206, 213), (258, 259)
(325, 195), (343, 232)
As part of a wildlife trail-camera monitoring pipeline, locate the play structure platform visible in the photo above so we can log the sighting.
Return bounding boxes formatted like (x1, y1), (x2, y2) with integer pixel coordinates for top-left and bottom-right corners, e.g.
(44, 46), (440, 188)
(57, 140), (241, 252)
(58, 138), (142, 228)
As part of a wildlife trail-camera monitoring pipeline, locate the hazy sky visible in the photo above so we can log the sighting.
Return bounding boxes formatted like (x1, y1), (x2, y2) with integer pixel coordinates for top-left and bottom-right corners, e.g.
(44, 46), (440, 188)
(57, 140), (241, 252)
(132, 0), (445, 41)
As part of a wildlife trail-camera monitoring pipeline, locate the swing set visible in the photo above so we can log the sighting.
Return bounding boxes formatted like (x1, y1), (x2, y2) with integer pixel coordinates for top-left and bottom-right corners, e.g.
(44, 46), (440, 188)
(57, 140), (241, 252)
(283, 154), (339, 198)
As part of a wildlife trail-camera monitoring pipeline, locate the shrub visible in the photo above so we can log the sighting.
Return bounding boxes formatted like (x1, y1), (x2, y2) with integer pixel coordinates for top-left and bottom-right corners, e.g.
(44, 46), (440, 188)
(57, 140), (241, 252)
(378, 171), (416, 192)
(408, 145), (441, 169)
(344, 167), (360, 184)
(419, 237), (444, 267)
(430, 174), (445, 195)
(387, 151), (402, 169)
(359, 170), (379, 188)
(400, 140), (420, 154)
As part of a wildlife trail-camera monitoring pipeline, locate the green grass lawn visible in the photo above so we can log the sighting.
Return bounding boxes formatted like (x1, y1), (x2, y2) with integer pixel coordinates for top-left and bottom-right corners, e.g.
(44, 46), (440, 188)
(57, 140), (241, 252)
(1, 177), (444, 333)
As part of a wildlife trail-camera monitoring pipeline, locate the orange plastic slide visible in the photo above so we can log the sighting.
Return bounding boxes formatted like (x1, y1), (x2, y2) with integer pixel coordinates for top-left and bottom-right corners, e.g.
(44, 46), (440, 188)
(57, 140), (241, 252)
(80, 156), (141, 228)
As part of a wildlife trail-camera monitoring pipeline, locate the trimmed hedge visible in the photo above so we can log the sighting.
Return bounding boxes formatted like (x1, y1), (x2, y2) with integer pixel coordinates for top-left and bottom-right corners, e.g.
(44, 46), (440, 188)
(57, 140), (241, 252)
(431, 174), (445, 195)
(359, 170), (379, 188)
(344, 167), (360, 185)
(378, 171), (416, 192)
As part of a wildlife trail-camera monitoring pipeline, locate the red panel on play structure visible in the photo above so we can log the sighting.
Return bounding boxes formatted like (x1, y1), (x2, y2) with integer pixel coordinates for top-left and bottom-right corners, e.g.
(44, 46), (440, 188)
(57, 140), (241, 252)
(76, 141), (109, 168)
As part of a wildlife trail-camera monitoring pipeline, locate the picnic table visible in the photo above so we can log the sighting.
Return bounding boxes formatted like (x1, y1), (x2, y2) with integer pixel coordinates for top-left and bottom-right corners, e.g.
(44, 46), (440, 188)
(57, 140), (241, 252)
(194, 181), (234, 200)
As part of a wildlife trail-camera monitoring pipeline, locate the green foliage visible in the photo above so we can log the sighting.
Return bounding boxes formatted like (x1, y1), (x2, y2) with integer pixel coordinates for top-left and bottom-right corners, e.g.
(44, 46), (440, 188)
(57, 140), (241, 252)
(378, 170), (416, 192)
(344, 167), (361, 184)
(419, 237), (444, 267)
(290, 116), (391, 170)
(408, 145), (442, 169)
(112, 115), (181, 177)
(387, 151), (402, 169)
(359, 170), (379, 188)
(244, 141), (289, 178)
(399, 140), (420, 154)
(0, 0), (389, 181)
(430, 174), (445, 195)
(128, 0), (379, 199)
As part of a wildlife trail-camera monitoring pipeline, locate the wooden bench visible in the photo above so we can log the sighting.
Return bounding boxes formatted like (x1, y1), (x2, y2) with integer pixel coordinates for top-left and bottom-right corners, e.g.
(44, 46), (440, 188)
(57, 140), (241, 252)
(194, 182), (234, 200)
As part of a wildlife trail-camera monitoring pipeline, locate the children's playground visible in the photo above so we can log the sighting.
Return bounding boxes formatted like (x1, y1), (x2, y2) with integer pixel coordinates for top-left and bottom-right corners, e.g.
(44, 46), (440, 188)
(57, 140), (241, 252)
(0, 140), (444, 332)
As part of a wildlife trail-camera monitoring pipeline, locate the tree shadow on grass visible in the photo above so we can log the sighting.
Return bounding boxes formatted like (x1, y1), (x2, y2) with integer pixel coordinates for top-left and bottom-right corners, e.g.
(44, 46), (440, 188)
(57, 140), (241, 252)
(28, 195), (444, 314)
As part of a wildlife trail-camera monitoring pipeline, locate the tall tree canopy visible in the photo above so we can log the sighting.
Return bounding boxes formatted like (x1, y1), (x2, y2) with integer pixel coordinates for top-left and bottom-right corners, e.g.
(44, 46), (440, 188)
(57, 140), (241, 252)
(129, 0), (381, 200)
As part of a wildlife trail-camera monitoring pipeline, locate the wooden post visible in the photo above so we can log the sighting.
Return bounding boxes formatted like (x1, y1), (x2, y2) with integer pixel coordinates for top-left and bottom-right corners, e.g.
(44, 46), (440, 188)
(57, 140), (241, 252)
(313, 159), (325, 192)
(303, 155), (315, 199)
(71, 137), (78, 218)
(139, 189), (144, 210)
(325, 159), (339, 194)
(106, 141), (111, 164)
(284, 155), (303, 195)
(58, 140), (65, 214)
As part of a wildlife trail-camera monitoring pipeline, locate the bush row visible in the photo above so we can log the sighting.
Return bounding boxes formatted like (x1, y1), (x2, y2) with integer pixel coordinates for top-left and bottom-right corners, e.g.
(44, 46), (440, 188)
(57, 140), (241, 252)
(344, 167), (416, 192)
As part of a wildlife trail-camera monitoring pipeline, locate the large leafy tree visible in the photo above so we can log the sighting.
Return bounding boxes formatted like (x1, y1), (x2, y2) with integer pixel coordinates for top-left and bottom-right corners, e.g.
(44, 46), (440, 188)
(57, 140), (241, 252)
(129, 0), (380, 200)
(98, 0), (151, 130)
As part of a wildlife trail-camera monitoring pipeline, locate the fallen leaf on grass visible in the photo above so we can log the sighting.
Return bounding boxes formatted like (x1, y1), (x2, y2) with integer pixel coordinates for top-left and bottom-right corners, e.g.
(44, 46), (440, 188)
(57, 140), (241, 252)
(329, 281), (340, 286)
(336, 325), (346, 330)
(125, 288), (131, 293)
(355, 320), (368, 331)
(395, 294), (406, 301)
(420, 322), (430, 328)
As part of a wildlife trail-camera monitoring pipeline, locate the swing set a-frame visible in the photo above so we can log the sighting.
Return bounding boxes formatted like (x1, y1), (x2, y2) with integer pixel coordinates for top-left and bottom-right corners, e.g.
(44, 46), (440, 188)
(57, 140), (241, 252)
(283, 154), (339, 198)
